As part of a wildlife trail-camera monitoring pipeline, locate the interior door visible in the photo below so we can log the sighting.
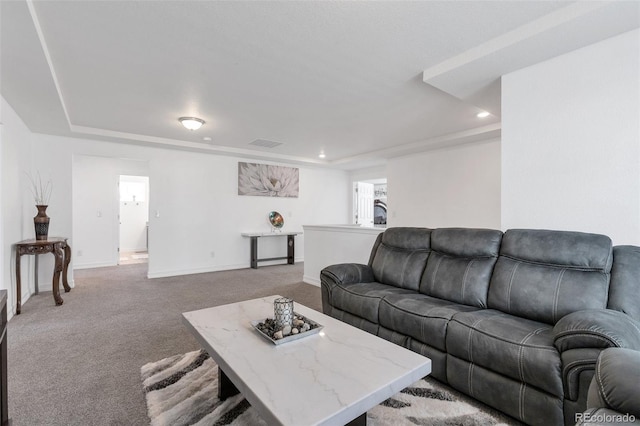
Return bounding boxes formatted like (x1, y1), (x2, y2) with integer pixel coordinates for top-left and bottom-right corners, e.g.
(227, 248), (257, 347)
(355, 182), (374, 226)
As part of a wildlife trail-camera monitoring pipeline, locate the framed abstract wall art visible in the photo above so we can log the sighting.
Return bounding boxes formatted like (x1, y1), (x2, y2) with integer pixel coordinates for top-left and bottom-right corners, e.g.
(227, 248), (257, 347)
(238, 162), (299, 197)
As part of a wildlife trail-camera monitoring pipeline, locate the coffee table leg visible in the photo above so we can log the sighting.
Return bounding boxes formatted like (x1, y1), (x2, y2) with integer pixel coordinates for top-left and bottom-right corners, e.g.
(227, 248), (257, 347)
(346, 413), (367, 426)
(218, 367), (239, 400)
(345, 413), (367, 426)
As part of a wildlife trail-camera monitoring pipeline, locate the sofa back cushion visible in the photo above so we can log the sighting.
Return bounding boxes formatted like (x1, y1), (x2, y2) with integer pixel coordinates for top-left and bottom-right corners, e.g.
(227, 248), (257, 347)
(608, 245), (640, 322)
(370, 227), (431, 291)
(419, 228), (503, 307)
(488, 229), (613, 324)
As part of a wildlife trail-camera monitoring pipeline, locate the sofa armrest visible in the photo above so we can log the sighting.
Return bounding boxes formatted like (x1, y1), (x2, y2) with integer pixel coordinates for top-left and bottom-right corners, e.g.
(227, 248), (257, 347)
(320, 263), (374, 289)
(320, 264), (374, 315)
(587, 348), (640, 419)
(554, 309), (640, 352)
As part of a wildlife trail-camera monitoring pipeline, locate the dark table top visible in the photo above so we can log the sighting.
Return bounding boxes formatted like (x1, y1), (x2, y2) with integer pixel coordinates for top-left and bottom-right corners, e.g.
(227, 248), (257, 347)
(16, 237), (68, 246)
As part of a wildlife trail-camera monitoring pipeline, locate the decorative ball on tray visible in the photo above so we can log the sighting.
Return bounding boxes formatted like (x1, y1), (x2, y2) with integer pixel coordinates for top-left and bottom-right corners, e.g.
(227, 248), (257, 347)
(269, 211), (284, 231)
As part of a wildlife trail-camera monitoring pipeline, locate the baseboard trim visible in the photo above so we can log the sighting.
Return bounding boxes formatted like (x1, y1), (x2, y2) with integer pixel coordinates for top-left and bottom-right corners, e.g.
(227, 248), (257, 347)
(148, 258), (304, 279)
(148, 263), (248, 279)
(303, 275), (320, 287)
(74, 261), (117, 270)
(34, 279), (75, 293)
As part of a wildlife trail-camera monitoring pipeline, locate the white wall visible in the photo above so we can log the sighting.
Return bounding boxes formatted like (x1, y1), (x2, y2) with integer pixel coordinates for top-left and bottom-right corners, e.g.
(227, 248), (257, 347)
(1, 96), (37, 317)
(0, 121), (3, 312)
(303, 225), (384, 286)
(72, 156), (149, 268)
(386, 139), (501, 229)
(502, 29), (640, 245)
(28, 133), (350, 278)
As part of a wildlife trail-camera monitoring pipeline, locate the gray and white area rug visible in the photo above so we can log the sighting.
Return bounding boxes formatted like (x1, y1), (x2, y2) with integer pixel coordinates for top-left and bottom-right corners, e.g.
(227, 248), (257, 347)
(141, 350), (521, 426)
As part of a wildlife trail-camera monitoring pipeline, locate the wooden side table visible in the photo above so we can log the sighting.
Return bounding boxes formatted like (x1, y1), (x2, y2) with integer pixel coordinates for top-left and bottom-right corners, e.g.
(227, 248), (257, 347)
(14, 238), (71, 315)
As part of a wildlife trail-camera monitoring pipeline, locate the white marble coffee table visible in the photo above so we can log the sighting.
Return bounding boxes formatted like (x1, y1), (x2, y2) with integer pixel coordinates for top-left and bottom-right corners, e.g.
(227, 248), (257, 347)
(182, 295), (431, 426)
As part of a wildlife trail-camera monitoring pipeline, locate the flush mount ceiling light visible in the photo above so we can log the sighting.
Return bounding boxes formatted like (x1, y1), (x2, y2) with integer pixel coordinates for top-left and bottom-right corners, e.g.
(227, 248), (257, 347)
(318, 152), (326, 159)
(179, 117), (205, 130)
(477, 111), (491, 118)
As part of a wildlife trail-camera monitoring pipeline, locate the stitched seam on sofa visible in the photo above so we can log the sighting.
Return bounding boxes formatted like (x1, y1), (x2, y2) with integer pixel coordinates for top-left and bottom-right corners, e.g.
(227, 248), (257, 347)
(519, 382), (526, 421)
(626, 318), (640, 335)
(518, 341), (525, 383)
(506, 262), (520, 312)
(518, 327), (546, 382)
(595, 355), (614, 408)
(500, 254), (607, 272)
(352, 264), (363, 282)
(555, 332), (618, 348)
(378, 248), (390, 283)
(451, 319), (556, 350)
(461, 260), (474, 304)
(380, 299), (455, 321)
(552, 268), (567, 323)
(339, 286), (384, 299)
(380, 243), (430, 253)
(468, 362), (475, 397)
(467, 316), (488, 363)
(431, 250), (496, 260)
(399, 252), (413, 289)
(431, 255), (444, 295)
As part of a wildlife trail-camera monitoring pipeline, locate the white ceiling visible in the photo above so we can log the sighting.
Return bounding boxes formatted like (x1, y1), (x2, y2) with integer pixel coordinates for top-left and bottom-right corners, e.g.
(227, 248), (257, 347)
(1, 1), (638, 169)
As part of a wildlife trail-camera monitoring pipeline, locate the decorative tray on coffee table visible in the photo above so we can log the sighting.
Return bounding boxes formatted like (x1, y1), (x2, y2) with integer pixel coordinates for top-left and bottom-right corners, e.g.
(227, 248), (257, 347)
(251, 313), (323, 345)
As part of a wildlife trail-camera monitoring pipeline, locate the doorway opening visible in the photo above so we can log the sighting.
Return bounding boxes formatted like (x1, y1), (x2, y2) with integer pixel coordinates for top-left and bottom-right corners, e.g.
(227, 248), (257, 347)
(118, 175), (149, 265)
(353, 179), (387, 227)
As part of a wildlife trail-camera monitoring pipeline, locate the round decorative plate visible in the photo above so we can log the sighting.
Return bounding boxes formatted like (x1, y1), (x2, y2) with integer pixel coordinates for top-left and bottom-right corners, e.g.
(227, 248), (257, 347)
(269, 211), (284, 228)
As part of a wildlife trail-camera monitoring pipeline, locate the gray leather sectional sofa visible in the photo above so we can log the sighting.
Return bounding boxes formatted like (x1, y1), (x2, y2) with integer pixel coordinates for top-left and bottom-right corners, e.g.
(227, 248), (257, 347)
(320, 227), (640, 426)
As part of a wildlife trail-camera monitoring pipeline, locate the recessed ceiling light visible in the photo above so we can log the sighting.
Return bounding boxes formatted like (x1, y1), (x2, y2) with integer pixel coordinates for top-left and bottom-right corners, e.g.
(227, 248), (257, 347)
(203, 136), (212, 141)
(319, 152), (326, 159)
(179, 117), (205, 130)
(477, 111), (490, 118)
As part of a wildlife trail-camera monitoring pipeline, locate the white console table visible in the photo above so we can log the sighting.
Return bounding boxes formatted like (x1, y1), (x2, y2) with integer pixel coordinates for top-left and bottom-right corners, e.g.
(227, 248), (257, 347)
(241, 232), (303, 269)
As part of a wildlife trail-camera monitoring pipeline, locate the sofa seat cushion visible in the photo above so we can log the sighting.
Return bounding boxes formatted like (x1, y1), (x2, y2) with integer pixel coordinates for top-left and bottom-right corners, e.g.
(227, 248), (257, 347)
(379, 294), (479, 351)
(331, 282), (416, 324)
(447, 309), (563, 397)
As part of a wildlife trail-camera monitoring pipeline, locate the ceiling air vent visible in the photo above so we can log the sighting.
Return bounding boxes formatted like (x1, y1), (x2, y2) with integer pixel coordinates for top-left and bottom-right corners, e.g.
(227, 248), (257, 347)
(249, 139), (283, 148)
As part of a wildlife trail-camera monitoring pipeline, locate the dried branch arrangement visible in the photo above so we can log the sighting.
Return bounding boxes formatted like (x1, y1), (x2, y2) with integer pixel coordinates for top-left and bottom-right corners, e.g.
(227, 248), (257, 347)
(26, 172), (52, 205)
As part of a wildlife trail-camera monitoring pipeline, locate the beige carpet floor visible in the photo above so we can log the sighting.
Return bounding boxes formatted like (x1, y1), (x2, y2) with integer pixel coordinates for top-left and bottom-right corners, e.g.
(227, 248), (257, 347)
(8, 262), (318, 426)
